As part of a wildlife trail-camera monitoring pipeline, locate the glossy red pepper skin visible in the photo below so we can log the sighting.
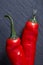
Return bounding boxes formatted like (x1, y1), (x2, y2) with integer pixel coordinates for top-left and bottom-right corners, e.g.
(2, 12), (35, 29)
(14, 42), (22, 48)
(6, 38), (27, 65)
(21, 21), (39, 65)
(4, 15), (27, 65)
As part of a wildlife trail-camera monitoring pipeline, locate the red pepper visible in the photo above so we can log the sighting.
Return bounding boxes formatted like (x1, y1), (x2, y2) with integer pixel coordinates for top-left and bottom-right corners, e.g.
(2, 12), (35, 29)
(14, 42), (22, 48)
(4, 15), (27, 65)
(21, 11), (39, 65)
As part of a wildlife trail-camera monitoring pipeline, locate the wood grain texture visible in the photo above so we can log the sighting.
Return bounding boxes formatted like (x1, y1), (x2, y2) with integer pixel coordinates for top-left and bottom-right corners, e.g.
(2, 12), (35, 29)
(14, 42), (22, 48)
(0, 0), (43, 65)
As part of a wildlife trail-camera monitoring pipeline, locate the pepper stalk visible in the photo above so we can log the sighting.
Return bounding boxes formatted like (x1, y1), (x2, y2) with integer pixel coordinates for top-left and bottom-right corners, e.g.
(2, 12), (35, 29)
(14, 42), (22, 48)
(31, 9), (37, 23)
(4, 15), (17, 38)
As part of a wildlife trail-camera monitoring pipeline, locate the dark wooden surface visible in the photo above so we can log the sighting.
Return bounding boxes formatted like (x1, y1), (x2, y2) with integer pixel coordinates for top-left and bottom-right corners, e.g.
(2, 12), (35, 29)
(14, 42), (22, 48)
(0, 0), (43, 65)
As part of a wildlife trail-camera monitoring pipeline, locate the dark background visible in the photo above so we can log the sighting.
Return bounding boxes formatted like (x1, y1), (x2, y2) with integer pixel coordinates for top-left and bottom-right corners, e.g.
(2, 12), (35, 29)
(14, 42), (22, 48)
(0, 0), (43, 65)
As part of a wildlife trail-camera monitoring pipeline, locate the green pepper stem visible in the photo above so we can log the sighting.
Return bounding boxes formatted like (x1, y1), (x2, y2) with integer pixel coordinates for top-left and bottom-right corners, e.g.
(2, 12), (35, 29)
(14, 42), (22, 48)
(4, 15), (16, 38)
(31, 9), (37, 23)
(32, 15), (37, 23)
